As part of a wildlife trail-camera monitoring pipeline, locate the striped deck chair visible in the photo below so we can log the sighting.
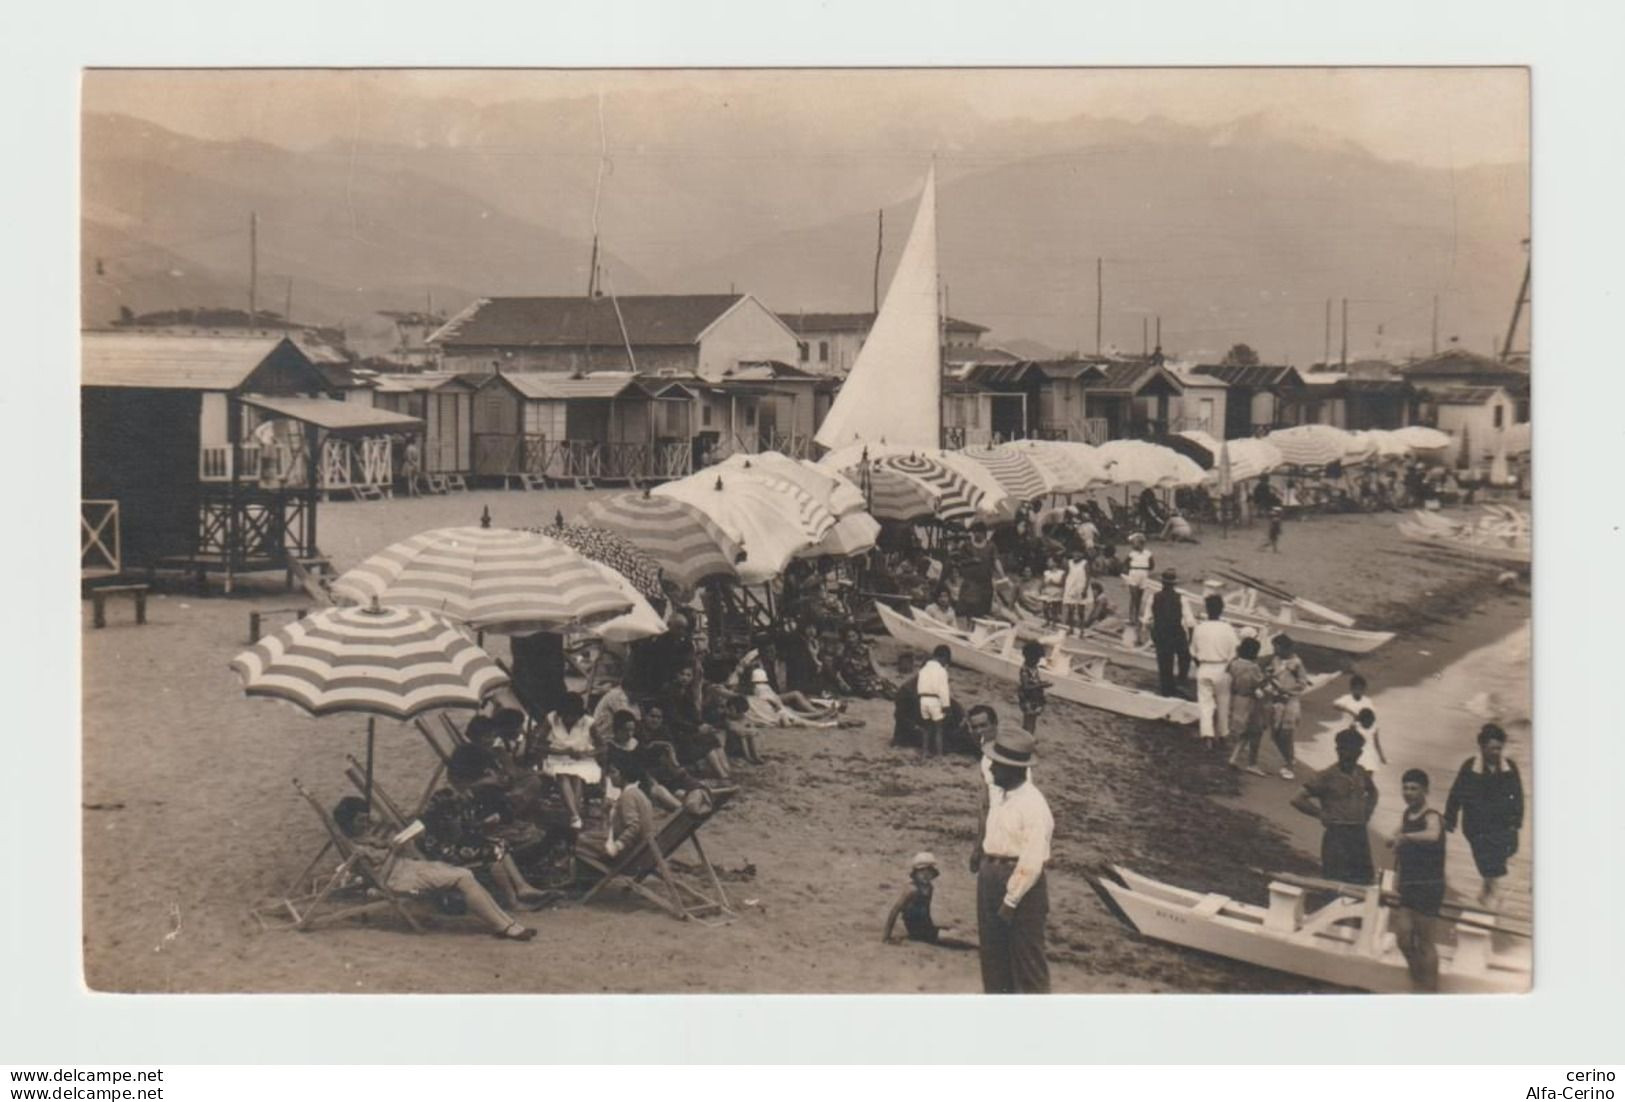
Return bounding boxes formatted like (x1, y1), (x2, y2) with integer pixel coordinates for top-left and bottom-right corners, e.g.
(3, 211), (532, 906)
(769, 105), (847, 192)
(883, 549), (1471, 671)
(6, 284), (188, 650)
(268, 779), (427, 934)
(575, 789), (735, 924)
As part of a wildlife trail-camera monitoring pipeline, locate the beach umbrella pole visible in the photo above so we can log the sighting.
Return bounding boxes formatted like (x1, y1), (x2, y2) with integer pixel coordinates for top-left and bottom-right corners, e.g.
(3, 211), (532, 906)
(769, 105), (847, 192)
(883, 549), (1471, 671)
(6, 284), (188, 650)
(364, 716), (376, 812)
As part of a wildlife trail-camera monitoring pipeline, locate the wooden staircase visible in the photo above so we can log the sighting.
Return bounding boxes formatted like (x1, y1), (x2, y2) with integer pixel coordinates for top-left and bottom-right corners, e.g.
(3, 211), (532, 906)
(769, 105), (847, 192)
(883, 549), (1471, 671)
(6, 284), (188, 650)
(286, 555), (336, 605)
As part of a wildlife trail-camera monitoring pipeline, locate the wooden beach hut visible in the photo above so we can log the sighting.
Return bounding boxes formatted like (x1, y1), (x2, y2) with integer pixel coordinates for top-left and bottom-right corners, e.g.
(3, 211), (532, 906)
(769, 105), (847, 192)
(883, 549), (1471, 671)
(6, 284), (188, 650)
(81, 331), (422, 588)
(469, 371), (682, 484)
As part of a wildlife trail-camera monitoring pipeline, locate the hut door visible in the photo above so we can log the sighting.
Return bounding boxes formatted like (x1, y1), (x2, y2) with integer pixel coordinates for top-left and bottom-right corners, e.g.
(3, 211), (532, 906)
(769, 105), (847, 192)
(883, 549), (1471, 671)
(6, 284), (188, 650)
(429, 392), (462, 472)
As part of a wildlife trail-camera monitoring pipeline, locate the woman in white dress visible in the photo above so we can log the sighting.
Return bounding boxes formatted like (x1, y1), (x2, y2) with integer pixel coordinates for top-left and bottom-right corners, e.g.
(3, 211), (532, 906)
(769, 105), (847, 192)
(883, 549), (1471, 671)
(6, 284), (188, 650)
(542, 692), (601, 831)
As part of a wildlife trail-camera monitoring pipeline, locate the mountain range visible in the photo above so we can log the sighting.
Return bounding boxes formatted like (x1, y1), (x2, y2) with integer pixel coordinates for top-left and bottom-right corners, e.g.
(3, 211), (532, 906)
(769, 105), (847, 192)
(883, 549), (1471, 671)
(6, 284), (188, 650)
(81, 100), (1528, 365)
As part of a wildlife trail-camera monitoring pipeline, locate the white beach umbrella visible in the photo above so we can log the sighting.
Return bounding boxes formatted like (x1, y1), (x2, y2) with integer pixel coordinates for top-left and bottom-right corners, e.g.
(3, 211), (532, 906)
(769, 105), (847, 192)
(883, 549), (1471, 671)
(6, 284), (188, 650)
(1095, 440), (1207, 488)
(657, 471), (836, 584)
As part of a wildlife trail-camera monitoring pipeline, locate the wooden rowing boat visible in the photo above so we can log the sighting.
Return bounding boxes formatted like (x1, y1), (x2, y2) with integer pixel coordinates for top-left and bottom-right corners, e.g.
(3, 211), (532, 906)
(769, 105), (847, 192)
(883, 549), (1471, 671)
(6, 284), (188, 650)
(1179, 585), (1394, 655)
(1397, 511), (1531, 567)
(1087, 864), (1530, 994)
(877, 604), (1200, 724)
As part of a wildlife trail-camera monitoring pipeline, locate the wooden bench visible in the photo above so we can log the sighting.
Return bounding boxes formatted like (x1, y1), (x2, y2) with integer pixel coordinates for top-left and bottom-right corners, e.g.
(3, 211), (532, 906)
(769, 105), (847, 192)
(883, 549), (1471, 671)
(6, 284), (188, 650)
(248, 606), (311, 642)
(443, 474), (469, 492)
(91, 583), (148, 629)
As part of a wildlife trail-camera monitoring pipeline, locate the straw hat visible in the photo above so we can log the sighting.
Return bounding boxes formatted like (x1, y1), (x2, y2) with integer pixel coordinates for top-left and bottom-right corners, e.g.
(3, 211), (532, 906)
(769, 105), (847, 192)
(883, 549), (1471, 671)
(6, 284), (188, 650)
(985, 729), (1038, 768)
(750, 667), (769, 685)
(910, 852), (939, 872)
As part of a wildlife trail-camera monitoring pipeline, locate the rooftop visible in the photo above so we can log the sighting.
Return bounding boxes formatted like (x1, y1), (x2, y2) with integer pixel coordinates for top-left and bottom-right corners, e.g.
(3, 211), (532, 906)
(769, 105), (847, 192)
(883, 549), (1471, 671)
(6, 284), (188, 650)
(430, 294), (756, 349)
(492, 372), (656, 401)
(1400, 348), (1529, 379)
(1192, 363), (1306, 389)
(82, 331), (318, 391)
(780, 311), (988, 335)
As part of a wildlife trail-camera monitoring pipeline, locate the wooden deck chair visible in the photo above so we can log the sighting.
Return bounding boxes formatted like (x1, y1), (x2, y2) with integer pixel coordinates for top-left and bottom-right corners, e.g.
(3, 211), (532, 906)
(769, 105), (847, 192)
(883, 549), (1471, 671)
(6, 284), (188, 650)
(424, 473), (450, 494)
(444, 473), (469, 492)
(519, 472), (548, 491)
(576, 793), (735, 924)
(271, 779), (427, 934)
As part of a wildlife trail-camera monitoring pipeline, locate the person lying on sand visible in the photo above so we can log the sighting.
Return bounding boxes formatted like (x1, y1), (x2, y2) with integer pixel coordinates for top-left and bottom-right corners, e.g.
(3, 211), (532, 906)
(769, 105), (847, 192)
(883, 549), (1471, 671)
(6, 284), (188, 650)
(332, 797), (536, 941)
(746, 666), (850, 728)
(882, 852), (976, 949)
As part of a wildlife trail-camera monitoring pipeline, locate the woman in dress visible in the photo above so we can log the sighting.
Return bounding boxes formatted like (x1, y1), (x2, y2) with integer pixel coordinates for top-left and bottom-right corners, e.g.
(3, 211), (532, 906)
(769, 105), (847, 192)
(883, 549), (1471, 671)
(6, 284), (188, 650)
(542, 692), (601, 832)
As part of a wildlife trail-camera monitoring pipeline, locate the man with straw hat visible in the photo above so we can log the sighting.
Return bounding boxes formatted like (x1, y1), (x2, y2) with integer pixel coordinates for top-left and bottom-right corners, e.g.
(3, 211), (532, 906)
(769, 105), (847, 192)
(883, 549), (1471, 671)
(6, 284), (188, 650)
(972, 729), (1055, 994)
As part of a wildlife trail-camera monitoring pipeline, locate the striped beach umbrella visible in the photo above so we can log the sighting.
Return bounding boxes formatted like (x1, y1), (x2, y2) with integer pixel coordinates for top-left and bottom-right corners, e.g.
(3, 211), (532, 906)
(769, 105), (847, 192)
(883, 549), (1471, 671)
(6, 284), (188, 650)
(957, 445), (1051, 501)
(331, 526), (633, 636)
(533, 521), (665, 603)
(864, 463), (942, 522)
(1013, 440), (1110, 491)
(581, 492), (741, 589)
(230, 603), (509, 720)
(720, 451), (867, 517)
(874, 453), (987, 525)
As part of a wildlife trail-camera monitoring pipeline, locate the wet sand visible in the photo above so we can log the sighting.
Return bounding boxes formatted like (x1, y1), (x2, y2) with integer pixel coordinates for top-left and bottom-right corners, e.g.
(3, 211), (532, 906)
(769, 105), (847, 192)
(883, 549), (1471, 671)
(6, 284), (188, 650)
(80, 494), (1528, 993)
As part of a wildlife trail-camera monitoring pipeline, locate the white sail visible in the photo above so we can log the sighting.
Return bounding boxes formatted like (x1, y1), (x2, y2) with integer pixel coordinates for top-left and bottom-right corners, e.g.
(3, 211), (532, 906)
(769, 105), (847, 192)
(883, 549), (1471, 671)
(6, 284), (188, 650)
(815, 167), (940, 450)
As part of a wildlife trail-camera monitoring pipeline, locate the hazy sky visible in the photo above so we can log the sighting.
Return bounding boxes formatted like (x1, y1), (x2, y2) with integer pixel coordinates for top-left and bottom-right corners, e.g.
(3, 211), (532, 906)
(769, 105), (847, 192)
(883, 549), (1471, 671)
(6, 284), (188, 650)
(84, 68), (1528, 169)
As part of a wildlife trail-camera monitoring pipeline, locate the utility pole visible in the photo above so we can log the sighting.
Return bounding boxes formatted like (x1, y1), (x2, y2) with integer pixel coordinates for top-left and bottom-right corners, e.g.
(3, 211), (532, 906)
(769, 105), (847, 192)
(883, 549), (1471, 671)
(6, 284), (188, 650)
(1501, 246), (1531, 362)
(248, 211), (258, 328)
(1095, 257), (1103, 356)
(1431, 294), (1439, 356)
(1156, 314), (1161, 351)
(1142, 317), (1148, 357)
(873, 210), (884, 315)
(1340, 297), (1348, 368)
(1323, 298), (1332, 368)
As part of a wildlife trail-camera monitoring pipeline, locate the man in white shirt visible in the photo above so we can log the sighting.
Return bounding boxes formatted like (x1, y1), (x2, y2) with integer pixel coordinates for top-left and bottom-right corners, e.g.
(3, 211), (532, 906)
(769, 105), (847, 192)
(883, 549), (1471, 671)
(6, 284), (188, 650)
(916, 645), (953, 758)
(973, 729), (1055, 994)
(1189, 593), (1240, 746)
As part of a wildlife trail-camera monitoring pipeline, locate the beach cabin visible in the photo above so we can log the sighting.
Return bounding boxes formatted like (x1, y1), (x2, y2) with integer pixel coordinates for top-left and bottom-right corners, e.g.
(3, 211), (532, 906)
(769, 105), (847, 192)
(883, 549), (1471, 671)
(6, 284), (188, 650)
(941, 374), (999, 448)
(81, 331), (421, 586)
(1421, 385), (1520, 465)
(696, 361), (822, 459)
(1076, 360), (1186, 441)
(961, 361), (1108, 444)
(469, 371), (696, 483)
(1169, 364), (1229, 438)
(369, 372), (477, 476)
(1191, 364), (1306, 438)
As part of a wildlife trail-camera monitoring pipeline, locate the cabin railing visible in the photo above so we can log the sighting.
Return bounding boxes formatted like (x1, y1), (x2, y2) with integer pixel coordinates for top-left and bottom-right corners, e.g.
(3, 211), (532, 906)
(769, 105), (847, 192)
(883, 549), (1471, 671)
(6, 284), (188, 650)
(81, 499), (121, 577)
(1033, 419), (1109, 445)
(652, 441), (693, 480)
(319, 437), (393, 493)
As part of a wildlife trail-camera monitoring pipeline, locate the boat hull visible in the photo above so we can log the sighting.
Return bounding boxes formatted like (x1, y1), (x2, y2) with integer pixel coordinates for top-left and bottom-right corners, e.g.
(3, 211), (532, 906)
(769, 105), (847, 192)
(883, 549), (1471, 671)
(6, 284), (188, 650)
(1179, 589), (1394, 655)
(1090, 865), (1529, 994)
(1398, 523), (1531, 566)
(877, 604), (1199, 724)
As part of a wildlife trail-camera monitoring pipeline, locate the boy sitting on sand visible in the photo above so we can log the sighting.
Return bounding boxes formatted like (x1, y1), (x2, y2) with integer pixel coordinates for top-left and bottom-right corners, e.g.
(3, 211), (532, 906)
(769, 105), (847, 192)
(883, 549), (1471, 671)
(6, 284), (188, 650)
(881, 852), (976, 949)
(332, 796), (536, 941)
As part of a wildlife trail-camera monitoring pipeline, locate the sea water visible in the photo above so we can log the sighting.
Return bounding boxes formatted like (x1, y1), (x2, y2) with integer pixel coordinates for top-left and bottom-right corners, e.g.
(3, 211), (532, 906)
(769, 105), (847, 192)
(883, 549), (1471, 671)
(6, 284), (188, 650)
(1300, 620), (1533, 921)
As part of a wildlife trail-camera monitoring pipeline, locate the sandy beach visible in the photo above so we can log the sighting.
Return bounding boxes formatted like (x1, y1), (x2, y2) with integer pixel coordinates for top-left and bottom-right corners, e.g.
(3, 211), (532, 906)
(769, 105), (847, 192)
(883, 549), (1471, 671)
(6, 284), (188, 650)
(80, 492), (1529, 993)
